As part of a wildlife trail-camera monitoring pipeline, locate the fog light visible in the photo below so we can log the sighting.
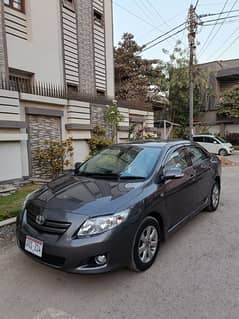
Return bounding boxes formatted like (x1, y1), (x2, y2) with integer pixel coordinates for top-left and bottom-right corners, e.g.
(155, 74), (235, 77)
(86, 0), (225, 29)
(95, 254), (107, 265)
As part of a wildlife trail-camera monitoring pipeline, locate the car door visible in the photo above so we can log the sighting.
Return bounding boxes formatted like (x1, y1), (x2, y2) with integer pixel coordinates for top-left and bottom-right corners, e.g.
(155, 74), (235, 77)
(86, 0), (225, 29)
(160, 147), (196, 231)
(204, 136), (219, 154)
(186, 145), (213, 208)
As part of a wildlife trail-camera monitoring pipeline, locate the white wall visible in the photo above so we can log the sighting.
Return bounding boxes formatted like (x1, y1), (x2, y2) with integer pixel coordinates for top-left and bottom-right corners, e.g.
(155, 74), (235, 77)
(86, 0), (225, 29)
(6, 0), (64, 84)
(72, 140), (90, 164)
(0, 142), (22, 181)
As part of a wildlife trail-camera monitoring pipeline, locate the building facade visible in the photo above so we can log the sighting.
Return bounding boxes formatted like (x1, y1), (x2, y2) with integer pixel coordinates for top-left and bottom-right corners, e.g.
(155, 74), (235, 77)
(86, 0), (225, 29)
(197, 59), (239, 136)
(0, 0), (154, 182)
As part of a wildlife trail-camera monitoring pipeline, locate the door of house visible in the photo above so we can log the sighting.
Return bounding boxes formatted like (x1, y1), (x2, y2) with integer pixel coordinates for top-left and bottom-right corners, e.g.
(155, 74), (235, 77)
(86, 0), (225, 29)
(27, 114), (61, 178)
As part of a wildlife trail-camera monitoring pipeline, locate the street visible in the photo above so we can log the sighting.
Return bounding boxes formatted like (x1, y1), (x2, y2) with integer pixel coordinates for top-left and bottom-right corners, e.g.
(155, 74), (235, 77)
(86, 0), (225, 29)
(0, 166), (239, 319)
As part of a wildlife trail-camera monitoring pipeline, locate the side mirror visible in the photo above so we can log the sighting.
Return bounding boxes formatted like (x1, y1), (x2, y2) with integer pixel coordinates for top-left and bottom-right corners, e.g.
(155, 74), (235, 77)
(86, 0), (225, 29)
(74, 162), (82, 174)
(213, 141), (218, 144)
(163, 167), (184, 180)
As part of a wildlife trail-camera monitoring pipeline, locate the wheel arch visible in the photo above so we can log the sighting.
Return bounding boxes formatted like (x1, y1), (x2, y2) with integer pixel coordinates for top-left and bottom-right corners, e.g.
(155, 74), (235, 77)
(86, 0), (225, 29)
(215, 175), (221, 189)
(147, 211), (165, 241)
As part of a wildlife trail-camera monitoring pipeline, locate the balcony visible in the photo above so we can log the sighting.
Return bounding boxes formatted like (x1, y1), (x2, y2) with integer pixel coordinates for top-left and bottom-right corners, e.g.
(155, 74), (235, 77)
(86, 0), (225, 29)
(0, 78), (113, 105)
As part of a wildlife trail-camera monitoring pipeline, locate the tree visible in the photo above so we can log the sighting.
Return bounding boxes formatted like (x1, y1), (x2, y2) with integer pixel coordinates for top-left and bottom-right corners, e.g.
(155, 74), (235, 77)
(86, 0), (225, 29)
(35, 137), (74, 177)
(88, 126), (112, 156)
(105, 102), (124, 143)
(114, 33), (165, 102)
(162, 42), (209, 137)
(217, 87), (239, 119)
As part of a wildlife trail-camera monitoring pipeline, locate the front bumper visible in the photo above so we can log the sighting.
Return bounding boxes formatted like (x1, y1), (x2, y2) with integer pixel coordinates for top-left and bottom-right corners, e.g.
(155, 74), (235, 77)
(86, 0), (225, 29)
(16, 217), (135, 274)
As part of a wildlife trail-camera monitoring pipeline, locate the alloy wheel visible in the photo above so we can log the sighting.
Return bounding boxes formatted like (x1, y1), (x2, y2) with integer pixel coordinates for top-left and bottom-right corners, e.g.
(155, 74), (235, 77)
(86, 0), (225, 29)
(138, 225), (159, 264)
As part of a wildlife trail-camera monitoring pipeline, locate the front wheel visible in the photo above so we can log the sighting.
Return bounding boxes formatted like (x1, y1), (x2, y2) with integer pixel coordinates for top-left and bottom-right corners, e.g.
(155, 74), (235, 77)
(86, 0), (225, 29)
(219, 149), (227, 156)
(206, 181), (220, 212)
(130, 216), (161, 272)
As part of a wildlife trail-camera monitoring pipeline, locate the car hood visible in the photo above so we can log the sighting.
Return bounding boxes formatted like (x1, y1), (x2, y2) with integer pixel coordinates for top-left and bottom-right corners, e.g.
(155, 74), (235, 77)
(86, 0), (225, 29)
(27, 174), (145, 218)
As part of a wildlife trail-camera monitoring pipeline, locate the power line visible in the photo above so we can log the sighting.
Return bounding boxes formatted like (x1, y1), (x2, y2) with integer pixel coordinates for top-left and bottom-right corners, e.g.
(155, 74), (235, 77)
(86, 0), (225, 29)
(216, 32), (239, 57)
(134, 0), (155, 26)
(200, 18), (239, 26)
(142, 27), (187, 52)
(198, 0), (230, 55)
(201, 0), (239, 59)
(114, 2), (163, 30)
(199, 13), (239, 24)
(199, 8), (239, 17)
(194, 0), (200, 9)
(212, 21), (239, 58)
(143, 22), (187, 47)
(145, 0), (171, 28)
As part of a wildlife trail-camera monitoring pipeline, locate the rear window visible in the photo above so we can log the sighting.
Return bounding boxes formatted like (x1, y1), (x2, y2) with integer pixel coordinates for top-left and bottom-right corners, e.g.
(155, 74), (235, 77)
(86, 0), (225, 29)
(193, 136), (204, 142)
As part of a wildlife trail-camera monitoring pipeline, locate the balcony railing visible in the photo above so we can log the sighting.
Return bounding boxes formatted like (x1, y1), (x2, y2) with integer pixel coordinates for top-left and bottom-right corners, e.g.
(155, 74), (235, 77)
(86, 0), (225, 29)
(0, 78), (113, 105)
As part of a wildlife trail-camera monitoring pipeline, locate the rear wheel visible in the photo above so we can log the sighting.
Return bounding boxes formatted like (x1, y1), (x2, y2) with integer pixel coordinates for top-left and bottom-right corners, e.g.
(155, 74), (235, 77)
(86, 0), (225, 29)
(206, 181), (220, 212)
(218, 149), (227, 156)
(130, 216), (161, 272)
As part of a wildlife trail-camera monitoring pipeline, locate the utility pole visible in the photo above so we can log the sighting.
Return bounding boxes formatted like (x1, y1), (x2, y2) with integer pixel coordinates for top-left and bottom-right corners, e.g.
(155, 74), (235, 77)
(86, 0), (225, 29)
(188, 5), (197, 140)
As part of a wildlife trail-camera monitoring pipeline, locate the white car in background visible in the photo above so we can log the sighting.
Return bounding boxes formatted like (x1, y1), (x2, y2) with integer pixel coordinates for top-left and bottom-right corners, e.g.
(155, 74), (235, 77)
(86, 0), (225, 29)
(193, 135), (234, 156)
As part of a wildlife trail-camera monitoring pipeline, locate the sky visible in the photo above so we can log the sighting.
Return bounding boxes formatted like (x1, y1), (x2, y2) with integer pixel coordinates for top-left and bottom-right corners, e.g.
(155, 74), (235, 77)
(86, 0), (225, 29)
(113, 0), (239, 64)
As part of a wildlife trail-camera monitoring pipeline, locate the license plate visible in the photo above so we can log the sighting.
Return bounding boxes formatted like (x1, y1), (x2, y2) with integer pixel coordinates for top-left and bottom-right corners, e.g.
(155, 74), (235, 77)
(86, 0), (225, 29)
(25, 236), (43, 258)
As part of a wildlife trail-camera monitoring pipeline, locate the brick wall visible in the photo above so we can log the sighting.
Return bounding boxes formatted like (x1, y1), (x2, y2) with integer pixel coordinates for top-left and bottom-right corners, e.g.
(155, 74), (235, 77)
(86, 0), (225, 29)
(0, 2), (7, 78)
(27, 115), (61, 178)
(75, 0), (95, 96)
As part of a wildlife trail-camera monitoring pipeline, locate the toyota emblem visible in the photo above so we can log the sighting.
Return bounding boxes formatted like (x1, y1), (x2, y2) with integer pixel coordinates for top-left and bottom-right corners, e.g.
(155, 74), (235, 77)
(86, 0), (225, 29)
(36, 215), (45, 225)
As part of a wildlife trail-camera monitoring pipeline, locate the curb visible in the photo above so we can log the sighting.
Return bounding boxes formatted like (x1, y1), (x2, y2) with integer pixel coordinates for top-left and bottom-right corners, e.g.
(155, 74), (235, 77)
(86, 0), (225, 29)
(0, 217), (16, 228)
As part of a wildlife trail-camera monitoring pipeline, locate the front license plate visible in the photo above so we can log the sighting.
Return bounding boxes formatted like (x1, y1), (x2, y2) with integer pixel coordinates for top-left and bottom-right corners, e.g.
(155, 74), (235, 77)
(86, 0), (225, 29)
(25, 236), (43, 258)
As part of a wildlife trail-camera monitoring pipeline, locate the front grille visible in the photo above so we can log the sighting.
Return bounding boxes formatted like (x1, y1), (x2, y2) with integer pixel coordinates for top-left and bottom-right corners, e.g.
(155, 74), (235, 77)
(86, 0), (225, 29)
(26, 209), (71, 235)
(19, 239), (65, 267)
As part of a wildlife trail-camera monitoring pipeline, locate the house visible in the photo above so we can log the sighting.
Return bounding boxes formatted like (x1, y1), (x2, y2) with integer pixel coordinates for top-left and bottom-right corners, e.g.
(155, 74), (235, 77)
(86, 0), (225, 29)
(0, 0), (155, 183)
(196, 59), (239, 136)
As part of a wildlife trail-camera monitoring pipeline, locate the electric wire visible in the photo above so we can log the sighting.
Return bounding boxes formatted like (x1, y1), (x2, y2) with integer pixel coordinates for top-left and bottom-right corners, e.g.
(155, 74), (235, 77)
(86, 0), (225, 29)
(198, 0), (230, 55)
(142, 27), (187, 52)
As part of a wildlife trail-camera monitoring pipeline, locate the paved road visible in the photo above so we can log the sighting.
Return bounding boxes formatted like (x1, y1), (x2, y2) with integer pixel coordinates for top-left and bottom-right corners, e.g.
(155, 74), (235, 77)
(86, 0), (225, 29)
(0, 167), (239, 319)
(230, 150), (239, 162)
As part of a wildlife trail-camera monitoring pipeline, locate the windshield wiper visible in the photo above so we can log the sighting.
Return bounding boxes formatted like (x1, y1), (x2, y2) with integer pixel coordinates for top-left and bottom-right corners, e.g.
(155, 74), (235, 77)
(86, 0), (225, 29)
(78, 172), (119, 179)
(119, 176), (146, 180)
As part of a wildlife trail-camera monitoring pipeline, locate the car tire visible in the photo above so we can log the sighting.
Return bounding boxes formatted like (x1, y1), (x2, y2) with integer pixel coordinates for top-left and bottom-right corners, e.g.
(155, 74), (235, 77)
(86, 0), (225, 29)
(129, 216), (161, 272)
(206, 181), (220, 212)
(218, 149), (227, 156)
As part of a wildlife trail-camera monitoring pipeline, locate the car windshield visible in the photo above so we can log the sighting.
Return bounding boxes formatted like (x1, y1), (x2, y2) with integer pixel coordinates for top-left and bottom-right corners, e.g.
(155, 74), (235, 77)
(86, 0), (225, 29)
(78, 145), (162, 179)
(216, 136), (226, 143)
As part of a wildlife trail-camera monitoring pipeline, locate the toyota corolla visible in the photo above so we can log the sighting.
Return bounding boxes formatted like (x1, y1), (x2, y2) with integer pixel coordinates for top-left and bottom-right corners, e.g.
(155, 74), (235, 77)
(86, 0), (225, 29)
(16, 141), (221, 273)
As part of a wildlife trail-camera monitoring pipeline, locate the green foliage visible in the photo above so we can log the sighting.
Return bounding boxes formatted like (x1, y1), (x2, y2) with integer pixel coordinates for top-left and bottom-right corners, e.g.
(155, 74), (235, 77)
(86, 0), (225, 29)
(105, 103), (124, 142)
(88, 126), (112, 156)
(35, 137), (74, 177)
(114, 33), (165, 101)
(0, 184), (39, 221)
(217, 87), (239, 119)
(162, 42), (210, 137)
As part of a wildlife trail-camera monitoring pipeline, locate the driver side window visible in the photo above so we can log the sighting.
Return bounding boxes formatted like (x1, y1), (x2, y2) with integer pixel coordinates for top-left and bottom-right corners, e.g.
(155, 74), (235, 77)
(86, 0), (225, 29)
(164, 148), (190, 172)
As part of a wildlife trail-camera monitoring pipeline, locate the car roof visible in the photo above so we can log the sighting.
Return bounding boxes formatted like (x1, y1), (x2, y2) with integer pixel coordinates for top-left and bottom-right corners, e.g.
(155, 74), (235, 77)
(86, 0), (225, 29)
(119, 140), (192, 149)
(193, 134), (216, 137)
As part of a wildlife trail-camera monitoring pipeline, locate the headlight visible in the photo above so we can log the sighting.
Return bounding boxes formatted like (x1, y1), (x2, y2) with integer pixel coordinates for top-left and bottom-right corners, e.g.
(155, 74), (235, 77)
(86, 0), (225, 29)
(22, 189), (39, 209)
(77, 209), (130, 237)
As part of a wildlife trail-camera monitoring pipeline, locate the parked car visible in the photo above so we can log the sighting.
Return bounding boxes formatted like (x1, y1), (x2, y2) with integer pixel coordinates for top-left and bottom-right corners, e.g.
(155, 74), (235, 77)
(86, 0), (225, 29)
(16, 141), (221, 273)
(193, 134), (234, 156)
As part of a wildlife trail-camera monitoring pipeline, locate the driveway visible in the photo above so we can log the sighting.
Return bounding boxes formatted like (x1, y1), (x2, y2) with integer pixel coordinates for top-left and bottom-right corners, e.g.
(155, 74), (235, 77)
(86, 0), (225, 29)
(0, 167), (239, 319)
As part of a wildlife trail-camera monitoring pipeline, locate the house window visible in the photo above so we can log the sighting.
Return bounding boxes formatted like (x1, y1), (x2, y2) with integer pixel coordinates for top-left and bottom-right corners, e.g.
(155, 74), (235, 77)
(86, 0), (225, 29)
(96, 89), (105, 96)
(4, 0), (25, 13)
(94, 10), (104, 26)
(67, 83), (78, 94)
